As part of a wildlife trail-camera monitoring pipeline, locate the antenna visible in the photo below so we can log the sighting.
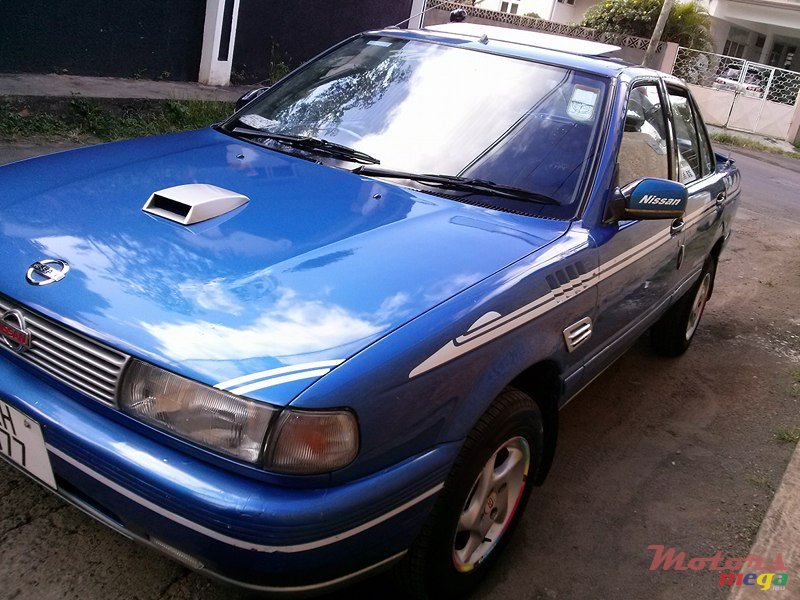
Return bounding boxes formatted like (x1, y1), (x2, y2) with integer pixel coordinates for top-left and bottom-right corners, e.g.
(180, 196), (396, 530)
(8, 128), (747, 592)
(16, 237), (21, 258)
(390, 1), (449, 29)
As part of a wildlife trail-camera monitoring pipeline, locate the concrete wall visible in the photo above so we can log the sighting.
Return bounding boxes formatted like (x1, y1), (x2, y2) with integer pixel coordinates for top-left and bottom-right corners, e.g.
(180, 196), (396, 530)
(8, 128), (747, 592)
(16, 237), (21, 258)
(231, 0), (414, 84)
(0, 0), (205, 81)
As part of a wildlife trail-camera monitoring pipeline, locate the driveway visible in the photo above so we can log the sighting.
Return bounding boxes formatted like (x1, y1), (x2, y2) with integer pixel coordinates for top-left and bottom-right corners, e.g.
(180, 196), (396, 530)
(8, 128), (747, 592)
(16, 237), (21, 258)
(0, 140), (798, 600)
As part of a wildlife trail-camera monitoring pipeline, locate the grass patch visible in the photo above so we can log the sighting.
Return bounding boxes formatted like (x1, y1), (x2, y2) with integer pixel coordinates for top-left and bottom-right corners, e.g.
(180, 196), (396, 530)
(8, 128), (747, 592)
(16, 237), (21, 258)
(790, 368), (800, 399)
(747, 475), (775, 492)
(0, 98), (234, 142)
(711, 132), (800, 160)
(789, 369), (800, 399)
(775, 427), (800, 445)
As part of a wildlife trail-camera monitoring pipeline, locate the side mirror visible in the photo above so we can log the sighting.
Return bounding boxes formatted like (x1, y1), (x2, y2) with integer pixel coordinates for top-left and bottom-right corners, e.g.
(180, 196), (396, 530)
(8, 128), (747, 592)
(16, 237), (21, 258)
(605, 178), (688, 223)
(235, 87), (270, 112)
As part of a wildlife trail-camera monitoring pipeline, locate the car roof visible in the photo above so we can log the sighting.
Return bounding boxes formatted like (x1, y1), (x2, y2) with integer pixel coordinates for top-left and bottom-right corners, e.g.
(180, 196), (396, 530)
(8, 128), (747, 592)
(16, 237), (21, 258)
(368, 22), (665, 80)
(427, 23), (622, 56)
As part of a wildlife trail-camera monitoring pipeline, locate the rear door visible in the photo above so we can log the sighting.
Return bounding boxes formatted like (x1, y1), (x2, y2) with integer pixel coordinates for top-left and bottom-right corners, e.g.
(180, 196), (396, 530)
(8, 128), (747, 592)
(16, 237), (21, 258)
(664, 85), (726, 276)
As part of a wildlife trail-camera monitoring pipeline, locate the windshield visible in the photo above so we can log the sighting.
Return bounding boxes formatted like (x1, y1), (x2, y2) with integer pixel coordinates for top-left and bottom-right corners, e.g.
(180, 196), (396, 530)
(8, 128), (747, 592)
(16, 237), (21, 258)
(226, 35), (609, 218)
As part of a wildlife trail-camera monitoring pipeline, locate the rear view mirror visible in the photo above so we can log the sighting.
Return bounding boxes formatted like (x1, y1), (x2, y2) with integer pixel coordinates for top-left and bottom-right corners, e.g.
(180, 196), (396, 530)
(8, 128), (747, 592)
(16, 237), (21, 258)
(605, 178), (688, 223)
(235, 87), (270, 112)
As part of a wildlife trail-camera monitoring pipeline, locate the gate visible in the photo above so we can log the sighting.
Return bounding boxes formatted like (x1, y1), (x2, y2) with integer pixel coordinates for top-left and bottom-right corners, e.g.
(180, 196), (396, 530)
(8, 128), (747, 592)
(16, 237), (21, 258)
(672, 47), (800, 139)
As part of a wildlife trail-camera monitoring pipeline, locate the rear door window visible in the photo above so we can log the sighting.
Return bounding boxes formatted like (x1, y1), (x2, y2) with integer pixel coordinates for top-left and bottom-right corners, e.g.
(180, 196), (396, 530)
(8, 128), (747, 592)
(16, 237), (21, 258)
(667, 89), (705, 183)
(692, 98), (715, 176)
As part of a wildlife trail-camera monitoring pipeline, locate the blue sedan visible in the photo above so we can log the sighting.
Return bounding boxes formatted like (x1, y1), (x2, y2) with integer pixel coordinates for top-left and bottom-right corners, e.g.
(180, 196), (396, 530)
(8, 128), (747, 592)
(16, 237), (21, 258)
(0, 19), (739, 598)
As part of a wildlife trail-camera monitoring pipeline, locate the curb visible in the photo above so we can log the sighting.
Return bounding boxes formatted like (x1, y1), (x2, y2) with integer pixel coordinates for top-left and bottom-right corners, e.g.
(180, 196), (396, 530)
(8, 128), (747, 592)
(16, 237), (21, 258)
(728, 440), (800, 598)
(0, 73), (248, 103)
(2, 95), (234, 115)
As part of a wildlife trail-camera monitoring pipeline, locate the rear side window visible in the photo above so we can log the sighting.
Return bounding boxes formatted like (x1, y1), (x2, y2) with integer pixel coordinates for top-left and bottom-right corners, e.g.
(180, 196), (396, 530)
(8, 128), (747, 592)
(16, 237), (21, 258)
(618, 84), (669, 188)
(667, 89), (707, 183)
(693, 100), (715, 176)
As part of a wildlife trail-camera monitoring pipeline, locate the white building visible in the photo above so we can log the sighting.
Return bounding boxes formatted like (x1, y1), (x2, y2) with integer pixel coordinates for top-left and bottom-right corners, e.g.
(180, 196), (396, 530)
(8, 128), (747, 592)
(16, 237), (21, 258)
(475, 0), (597, 25)
(705, 0), (800, 70)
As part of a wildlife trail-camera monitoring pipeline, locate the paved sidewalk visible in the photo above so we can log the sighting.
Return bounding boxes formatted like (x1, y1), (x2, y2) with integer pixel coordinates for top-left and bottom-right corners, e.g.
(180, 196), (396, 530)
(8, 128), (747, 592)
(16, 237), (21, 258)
(0, 73), (250, 102)
(730, 440), (800, 598)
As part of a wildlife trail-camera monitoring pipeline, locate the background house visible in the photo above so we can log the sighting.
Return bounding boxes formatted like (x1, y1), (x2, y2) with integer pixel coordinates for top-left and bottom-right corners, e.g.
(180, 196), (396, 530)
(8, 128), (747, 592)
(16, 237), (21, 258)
(475, 0), (598, 24)
(705, 0), (799, 70)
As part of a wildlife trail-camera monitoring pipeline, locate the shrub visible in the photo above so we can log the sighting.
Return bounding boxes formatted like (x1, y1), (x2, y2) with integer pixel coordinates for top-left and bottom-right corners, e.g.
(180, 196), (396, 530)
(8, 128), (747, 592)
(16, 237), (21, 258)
(581, 0), (712, 50)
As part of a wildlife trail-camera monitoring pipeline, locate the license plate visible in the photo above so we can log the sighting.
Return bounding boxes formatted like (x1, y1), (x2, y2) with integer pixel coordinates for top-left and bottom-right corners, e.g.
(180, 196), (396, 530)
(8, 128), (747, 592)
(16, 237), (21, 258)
(0, 400), (56, 489)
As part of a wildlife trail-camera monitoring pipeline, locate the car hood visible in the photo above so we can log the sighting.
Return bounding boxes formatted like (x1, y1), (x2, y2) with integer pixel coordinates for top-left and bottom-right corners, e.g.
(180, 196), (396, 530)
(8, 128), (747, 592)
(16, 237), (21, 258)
(0, 128), (568, 404)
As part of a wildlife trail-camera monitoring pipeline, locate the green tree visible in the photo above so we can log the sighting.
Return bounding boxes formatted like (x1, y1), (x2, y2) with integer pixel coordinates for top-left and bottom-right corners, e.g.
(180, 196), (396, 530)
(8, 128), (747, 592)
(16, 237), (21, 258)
(581, 0), (712, 50)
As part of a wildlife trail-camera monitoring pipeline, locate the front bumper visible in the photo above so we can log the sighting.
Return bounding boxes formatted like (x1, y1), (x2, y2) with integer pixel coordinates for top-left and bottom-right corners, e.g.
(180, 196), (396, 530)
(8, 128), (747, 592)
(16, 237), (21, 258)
(0, 356), (457, 591)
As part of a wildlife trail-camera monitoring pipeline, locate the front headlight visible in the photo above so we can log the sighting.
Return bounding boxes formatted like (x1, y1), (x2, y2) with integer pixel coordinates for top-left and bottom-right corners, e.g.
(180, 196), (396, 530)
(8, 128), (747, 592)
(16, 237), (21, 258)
(119, 360), (359, 473)
(119, 360), (278, 464)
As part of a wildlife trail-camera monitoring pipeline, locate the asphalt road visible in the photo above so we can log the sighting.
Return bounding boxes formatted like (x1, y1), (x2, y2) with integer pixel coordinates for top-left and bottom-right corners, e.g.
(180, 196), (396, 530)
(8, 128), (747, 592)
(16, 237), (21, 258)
(0, 140), (798, 600)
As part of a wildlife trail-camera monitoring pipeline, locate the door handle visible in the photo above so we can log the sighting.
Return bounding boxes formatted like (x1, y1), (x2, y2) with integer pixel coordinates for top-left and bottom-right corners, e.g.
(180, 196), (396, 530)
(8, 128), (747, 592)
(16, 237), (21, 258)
(715, 191), (727, 207)
(670, 218), (684, 235)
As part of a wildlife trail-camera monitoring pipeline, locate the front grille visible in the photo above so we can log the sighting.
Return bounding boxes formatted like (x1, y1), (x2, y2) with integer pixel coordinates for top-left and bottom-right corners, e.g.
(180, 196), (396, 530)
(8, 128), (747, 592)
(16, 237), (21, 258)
(0, 296), (128, 404)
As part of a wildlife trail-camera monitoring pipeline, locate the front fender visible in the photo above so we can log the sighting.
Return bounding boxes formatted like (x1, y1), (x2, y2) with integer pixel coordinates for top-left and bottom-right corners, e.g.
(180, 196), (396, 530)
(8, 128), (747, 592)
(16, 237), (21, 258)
(293, 225), (598, 485)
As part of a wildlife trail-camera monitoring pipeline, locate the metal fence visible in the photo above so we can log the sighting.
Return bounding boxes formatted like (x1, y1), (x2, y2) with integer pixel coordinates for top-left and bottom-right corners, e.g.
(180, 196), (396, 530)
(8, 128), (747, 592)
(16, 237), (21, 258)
(672, 47), (800, 106)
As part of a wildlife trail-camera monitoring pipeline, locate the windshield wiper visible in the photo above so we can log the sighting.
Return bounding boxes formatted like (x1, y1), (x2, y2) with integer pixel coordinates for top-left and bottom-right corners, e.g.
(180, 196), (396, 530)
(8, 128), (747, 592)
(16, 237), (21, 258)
(353, 165), (560, 205)
(230, 127), (380, 165)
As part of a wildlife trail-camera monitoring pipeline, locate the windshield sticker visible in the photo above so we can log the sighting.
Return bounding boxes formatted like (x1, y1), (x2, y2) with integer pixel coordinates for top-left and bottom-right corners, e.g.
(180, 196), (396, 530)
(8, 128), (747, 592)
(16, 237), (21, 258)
(239, 114), (280, 131)
(567, 85), (600, 122)
(367, 39), (393, 47)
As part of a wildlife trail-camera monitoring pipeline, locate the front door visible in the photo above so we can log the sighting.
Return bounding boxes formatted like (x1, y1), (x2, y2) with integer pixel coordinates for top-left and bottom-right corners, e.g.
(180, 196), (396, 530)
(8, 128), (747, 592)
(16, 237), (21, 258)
(584, 81), (683, 381)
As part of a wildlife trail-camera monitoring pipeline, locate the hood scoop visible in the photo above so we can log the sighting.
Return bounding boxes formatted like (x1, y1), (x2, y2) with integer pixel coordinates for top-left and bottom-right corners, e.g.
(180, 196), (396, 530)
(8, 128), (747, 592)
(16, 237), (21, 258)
(143, 183), (249, 225)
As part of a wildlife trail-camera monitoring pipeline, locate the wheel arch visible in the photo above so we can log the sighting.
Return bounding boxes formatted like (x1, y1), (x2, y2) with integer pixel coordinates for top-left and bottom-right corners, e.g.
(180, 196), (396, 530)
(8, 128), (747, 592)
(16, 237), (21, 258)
(509, 359), (562, 485)
(708, 234), (725, 298)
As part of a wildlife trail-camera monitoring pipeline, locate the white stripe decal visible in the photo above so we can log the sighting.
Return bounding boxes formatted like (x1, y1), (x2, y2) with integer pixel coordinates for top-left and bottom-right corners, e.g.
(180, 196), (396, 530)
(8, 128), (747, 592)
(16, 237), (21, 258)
(229, 368), (333, 396)
(683, 203), (717, 229)
(214, 360), (344, 391)
(46, 444), (444, 554)
(410, 203), (714, 378)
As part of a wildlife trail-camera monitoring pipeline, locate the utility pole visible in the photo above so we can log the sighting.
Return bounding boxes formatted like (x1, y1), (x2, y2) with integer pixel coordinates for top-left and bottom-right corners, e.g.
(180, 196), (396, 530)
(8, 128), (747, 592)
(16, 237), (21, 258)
(643, 0), (675, 68)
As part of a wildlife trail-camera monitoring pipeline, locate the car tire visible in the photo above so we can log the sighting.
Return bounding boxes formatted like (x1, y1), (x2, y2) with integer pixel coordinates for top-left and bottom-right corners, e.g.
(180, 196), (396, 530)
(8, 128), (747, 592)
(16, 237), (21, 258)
(396, 387), (544, 599)
(650, 257), (716, 357)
